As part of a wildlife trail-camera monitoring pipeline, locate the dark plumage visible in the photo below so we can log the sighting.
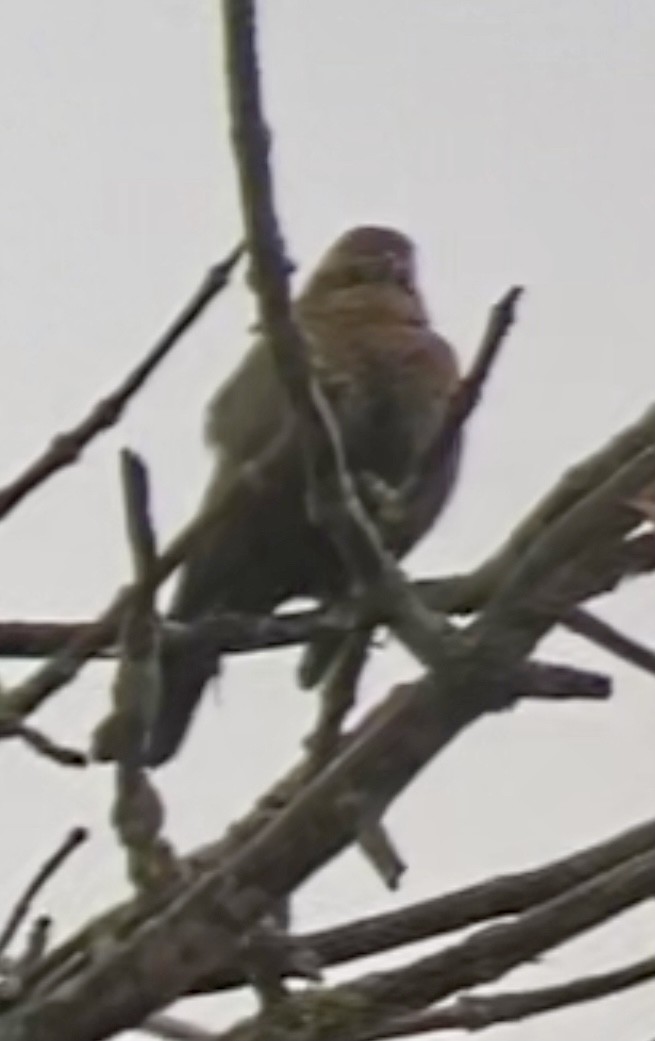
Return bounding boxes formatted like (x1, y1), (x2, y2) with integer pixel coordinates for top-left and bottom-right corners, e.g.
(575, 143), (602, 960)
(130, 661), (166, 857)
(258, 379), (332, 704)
(143, 226), (463, 765)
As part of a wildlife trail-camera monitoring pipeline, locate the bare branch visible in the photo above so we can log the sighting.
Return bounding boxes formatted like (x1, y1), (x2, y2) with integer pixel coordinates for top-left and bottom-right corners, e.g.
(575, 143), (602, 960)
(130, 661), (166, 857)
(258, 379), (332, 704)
(365, 954), (655, 1038)
(5, 411), (651, 725)
(97, 451), (179, 890)
(0, 719), (87, 768)
(0, 247), (242, 523)
(0, 607), (324, 660)
(480, 449), (655, 630)
(16, 917), (51, 979)
(212, 849), (655, 1041)
(91, 451), (162, 764)
(420, 401), (655, 614)
(2, 403), (648, 1031)
(0, 828), (87, 957)
(418, 530), (655, 617)
(188, 812), (655, 995)
(343, 849), (655, 1031)
(511, 659), (610, 700)
(406, 285), (523, 501)
(0, 468), (285, 719)
(566, 605), (655, 676)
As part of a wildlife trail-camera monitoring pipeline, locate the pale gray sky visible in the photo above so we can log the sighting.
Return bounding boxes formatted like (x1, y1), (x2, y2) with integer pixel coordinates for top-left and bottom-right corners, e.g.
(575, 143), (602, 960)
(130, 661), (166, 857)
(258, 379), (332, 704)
(0, 3), (654, 1038)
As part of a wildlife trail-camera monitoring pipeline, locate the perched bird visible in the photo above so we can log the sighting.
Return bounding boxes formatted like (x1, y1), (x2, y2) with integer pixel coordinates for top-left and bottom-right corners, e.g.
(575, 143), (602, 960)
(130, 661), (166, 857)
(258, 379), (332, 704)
(140, 226), (463, 766)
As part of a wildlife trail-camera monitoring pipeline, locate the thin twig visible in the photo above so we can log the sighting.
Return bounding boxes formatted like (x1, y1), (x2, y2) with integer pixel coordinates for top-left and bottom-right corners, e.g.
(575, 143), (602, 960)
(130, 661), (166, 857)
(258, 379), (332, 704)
(101, 451), (179, 889)
(0, 719), (87, 767)
(17, 916), (51, 977)
(0, 246), (242, 523)
(0, 828), (88, 956)
(90, 451), (162, 764)
(566, 605), (655, 676)
(406, 285), (523, 498)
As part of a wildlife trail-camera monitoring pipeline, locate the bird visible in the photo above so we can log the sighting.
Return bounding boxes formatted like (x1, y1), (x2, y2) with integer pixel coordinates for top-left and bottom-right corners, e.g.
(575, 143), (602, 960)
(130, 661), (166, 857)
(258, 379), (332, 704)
(116, 226), (463, 767)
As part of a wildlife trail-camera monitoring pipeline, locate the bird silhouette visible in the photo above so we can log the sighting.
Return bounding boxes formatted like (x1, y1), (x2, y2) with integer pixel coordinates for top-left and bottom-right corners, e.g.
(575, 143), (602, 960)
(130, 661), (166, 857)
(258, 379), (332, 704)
(113, 226), (463, 766)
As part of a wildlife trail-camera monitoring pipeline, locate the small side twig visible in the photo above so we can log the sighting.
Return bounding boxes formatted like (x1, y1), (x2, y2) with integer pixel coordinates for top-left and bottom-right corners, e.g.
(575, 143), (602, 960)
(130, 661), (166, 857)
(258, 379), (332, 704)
(91, 451), (162, 765)
(475, 447), (655, 658)
(0, 718), (86, 767)
(406, 285), (523, 498)
(0, 827), (87, 957)
(0, 245), (242, 523)
(0, 917), (52, 1003)
(565, 605), (655, 676)
(100, 451), (179, 891)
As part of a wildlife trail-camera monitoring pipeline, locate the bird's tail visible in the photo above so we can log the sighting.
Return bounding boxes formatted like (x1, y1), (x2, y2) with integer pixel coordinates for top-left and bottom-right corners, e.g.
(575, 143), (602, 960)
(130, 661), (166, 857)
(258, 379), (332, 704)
(141, 631), (221, 767)
(90, 627), (220, 768)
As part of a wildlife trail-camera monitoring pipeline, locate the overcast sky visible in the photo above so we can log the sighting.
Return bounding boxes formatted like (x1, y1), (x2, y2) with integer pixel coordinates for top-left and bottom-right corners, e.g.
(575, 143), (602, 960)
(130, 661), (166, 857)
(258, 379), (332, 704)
(0, 3), (654, 1039)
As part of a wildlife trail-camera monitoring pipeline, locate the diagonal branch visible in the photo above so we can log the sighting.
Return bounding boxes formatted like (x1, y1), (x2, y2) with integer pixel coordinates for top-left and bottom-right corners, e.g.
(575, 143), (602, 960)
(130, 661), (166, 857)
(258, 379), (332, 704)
(420, 401), (655, 615)
(0, 828), (88, 957)
(211, 849), (655, 1041)
(0, 719), (86, 768)
(354, 953), (655, 1039)
(404, 284), (523, 503)
(185, 812), (655, 995)
(0, 246), (242, 523)
(565, 605), (655, 676)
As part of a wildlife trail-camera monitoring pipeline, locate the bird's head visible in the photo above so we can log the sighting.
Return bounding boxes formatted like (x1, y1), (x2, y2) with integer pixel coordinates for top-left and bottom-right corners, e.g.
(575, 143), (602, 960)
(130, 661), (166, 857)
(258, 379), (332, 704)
(299, 225), (420, 303)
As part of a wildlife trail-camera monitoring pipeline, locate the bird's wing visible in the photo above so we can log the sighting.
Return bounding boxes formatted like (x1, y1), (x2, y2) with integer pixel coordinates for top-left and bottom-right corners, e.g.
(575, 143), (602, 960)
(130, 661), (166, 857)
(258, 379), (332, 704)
(204, 338), (292, 460)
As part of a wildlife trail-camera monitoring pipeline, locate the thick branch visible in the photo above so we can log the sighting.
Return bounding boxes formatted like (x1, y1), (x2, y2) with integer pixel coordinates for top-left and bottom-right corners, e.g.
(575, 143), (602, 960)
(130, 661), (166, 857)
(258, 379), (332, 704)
(419, 402), (655, 613)
(187, 812), (655, 995)
(356, 954), (655, 1038)
(213, 849), (655, 1041)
